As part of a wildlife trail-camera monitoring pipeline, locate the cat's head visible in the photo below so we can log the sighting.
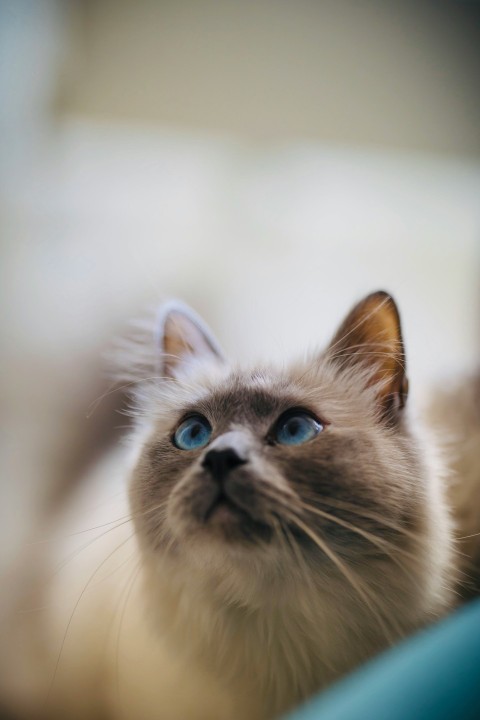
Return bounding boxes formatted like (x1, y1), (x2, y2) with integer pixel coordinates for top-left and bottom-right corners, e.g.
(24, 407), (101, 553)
(128, 292), (451, 613)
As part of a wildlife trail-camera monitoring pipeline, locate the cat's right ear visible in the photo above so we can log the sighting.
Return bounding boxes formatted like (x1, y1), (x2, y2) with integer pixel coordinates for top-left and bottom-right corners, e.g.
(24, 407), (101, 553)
(156, 301), (225, 379)
(326, 291), (408, 420)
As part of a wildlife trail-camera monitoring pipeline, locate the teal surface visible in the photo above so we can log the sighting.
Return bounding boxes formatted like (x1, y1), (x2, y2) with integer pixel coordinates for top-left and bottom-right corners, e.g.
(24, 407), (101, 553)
(286, 599), (480, 720)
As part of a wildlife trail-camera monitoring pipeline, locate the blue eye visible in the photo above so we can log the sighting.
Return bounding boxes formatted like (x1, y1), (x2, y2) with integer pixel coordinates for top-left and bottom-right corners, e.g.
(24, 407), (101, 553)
(174, 415), (212, 450)
(274, 412), (323, 446)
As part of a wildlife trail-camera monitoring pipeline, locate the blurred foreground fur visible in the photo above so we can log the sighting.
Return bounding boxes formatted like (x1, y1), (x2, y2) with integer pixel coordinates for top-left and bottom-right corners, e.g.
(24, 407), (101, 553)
(0, 291), (478, 720)
(429, 375), (480, 598)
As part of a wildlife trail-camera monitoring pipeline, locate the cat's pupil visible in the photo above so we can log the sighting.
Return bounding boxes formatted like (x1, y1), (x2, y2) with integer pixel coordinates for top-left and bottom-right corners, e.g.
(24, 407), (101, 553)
(288, 420), (299, 436)
(190, 424), (201, 439)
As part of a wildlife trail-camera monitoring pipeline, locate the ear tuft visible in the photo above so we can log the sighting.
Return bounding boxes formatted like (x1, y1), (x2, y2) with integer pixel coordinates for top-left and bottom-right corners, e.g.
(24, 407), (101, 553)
(327, 291), (408, 419)
(156, 301), (224, 379)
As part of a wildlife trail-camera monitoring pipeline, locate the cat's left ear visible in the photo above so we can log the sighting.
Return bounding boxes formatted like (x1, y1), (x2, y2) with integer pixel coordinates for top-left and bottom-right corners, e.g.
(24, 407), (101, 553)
(156, 301), (225, 379)
(326, 291), (408, 419)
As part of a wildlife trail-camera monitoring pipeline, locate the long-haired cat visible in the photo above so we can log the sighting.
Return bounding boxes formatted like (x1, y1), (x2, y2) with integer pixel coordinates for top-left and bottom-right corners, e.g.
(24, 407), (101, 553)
(0, 291), (457, 720)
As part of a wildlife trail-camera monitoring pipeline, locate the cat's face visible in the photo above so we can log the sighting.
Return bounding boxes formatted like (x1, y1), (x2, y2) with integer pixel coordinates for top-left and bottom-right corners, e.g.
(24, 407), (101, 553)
(129, 294), (429, 593)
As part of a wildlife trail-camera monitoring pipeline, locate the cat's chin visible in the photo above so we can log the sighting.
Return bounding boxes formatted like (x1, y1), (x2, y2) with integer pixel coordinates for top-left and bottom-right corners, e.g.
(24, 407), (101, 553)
(204, 498), (272, 543)
(172, 501), (273, 547)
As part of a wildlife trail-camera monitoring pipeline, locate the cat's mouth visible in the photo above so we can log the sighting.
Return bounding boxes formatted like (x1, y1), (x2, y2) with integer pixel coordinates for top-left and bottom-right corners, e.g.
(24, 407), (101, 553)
(204, 491), (254, 525)
(195, 480), (273, 542)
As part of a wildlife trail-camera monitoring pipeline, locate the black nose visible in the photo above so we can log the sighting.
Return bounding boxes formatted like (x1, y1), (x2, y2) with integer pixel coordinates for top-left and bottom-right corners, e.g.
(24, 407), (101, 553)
(202, 447), (246, 482)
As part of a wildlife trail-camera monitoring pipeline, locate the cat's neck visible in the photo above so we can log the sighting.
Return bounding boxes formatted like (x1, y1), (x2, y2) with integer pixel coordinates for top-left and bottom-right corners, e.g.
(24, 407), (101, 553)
(141, 553), (426, 718)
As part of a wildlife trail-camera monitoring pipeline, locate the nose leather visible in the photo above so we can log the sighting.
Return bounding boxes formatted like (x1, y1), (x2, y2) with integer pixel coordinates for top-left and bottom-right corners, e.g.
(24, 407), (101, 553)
(202, 447), (246, 482)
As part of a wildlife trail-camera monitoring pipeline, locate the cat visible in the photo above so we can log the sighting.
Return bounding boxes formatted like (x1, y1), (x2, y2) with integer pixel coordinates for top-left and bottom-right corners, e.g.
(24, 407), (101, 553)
(0, 290), (458, 720)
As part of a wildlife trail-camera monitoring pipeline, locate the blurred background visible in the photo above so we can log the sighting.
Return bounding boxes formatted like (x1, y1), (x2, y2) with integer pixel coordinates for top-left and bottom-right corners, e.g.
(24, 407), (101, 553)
(1, 0), (479, 575)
